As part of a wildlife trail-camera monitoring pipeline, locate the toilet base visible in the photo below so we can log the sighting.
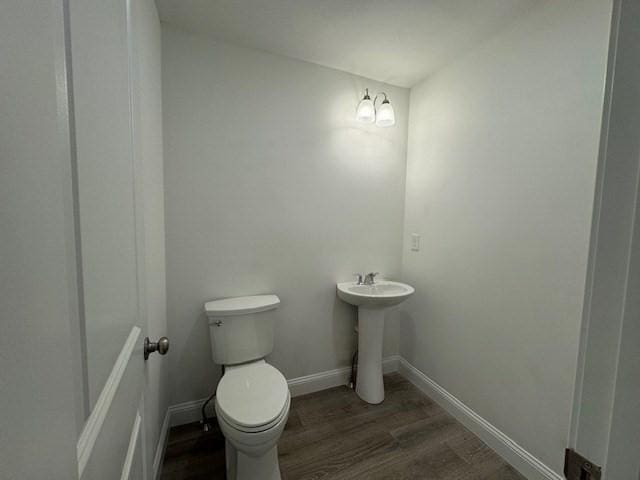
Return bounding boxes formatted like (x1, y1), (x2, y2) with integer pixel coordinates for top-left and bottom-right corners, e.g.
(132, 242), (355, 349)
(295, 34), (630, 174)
(225, 439), (281, 480)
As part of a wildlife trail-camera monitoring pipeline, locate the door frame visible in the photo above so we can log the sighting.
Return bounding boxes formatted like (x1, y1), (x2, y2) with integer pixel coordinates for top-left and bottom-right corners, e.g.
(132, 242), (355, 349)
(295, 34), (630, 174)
(569, 0), (640, 478)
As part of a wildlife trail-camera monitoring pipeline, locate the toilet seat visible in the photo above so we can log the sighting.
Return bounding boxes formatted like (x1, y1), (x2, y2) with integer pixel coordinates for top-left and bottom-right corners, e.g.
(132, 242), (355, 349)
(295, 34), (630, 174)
(217, 395), (290, 433)
(216, 360), (290, 433)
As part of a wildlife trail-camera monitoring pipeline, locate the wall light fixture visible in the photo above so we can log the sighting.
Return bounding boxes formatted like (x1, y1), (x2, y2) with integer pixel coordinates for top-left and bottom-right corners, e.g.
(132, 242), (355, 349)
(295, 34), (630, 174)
(356, 88), (395, 127)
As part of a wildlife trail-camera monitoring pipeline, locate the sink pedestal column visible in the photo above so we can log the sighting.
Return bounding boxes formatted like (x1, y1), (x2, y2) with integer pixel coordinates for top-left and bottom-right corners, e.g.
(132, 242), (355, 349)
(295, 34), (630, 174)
(356, 307), (385, 404)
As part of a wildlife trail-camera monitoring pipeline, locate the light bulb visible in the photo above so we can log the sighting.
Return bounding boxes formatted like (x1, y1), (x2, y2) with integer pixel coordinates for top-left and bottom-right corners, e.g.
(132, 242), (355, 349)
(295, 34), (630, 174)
(375, 99), (395, 127)
(356, 90), (375, 123)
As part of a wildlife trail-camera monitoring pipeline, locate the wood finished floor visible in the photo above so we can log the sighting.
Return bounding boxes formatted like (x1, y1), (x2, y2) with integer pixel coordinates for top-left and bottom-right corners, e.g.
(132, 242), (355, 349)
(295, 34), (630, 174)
(160, 373), (527, 480)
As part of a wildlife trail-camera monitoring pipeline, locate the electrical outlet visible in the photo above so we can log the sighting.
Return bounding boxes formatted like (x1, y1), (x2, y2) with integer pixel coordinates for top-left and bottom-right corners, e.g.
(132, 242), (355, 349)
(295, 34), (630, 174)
(411, 233), (420, 251)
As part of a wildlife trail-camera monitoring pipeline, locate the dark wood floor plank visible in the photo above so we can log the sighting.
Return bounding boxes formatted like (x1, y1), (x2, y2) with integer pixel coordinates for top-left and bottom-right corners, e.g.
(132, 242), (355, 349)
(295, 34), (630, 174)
(414, 442), (483, 480)
(446, 428), (509, 478)
(281, 422), (397, 479)
(391, 412), (462, 450)
(159, 374), (528, 480)
(484, 464), (526, 480)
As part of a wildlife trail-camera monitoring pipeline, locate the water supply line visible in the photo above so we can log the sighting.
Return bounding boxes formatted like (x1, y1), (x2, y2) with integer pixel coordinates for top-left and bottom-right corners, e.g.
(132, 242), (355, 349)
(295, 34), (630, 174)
(201, 365), (225, 432)
(201, 391), (216, 432)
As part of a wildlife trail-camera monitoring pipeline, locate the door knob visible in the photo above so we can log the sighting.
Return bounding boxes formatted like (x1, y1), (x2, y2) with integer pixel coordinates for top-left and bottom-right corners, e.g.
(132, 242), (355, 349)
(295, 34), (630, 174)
(144, 336), (169, 360)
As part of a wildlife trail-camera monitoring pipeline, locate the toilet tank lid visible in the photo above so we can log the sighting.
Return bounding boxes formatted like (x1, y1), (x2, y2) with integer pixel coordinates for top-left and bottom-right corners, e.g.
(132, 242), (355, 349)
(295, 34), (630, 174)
(205, 294), (280, 317)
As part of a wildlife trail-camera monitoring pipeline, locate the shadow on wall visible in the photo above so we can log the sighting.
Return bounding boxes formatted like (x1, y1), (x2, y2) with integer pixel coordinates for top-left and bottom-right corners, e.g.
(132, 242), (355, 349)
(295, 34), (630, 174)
(397, 301), (417, 362)
(332, 294), (358, 366)
(182, 310), (221, 397)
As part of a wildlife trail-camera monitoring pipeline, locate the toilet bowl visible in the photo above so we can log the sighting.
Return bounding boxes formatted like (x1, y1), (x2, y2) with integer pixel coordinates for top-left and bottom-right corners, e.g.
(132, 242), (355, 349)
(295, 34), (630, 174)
(215, 360), (291, 480)
(215, 360), (290, 480)
(205, 295), (289, 480)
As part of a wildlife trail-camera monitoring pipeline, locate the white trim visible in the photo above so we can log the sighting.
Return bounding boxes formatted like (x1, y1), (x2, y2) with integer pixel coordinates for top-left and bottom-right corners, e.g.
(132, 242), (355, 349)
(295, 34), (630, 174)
(288, 355), (401, 397)
(168, 397), (212, 427)
(77, 326), (141, 477)
(383, 354), (401, 373)
(152, 409), (170, 480)
(397, 357), (563, 480)
(120, 412), (142, 480)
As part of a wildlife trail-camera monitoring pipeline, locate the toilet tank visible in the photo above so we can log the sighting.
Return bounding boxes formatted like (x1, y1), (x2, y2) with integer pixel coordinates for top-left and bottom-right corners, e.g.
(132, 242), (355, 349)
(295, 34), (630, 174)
(205, 295), (280, 365)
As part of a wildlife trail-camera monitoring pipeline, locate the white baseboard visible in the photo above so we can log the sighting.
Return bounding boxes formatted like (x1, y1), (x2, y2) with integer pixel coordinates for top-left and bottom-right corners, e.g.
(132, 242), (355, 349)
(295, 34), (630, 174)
(288, 354), (401, 397)
(152, 409), (170, 480)
(397, 357), (563, 480)
(167, 398), (212, 427)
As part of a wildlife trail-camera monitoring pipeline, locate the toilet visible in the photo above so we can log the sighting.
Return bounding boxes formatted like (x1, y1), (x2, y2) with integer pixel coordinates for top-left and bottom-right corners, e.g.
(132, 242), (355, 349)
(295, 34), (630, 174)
(205, 295), (290, 480)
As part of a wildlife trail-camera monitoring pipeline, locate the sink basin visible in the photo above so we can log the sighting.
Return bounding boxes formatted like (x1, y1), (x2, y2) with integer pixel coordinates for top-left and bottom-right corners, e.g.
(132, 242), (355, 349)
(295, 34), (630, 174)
(336, 279), (414, 405)
(337, 280), (414, 308)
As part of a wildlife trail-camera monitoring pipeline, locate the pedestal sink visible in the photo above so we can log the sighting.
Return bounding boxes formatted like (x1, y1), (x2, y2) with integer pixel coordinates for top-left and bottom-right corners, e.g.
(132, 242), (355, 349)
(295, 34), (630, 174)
(337, 280), (414, 404)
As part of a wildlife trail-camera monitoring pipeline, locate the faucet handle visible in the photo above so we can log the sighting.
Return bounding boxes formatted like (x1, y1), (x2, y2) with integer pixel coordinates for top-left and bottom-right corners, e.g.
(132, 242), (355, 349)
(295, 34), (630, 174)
(364, 272), (379, 284)
(353, 273), (364, 285)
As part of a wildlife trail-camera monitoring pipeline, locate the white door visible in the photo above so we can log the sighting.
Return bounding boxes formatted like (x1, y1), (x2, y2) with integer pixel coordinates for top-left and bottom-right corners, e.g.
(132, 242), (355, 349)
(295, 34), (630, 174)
(70, 0), (160, 479)
(2, 1), (164, 479)
(1, 1), (85, 479)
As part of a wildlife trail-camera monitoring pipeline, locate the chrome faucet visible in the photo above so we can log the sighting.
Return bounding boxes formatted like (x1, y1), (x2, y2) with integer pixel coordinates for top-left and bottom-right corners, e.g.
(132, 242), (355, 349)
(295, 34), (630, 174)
(353, 273), (364, 285)
(364, 272), (379, 285)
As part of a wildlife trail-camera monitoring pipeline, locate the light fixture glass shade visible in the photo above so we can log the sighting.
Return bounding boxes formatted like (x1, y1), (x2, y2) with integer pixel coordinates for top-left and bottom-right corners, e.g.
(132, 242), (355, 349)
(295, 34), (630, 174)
(375, 101), (395, 127)
(356, 97), (375, 123)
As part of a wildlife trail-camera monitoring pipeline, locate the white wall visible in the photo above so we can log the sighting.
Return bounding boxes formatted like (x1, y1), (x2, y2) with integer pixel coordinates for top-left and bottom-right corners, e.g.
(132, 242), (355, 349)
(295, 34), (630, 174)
(130, 0), (169, 473)
(161, 25), (409, 404)
(401, 0), (611, 475)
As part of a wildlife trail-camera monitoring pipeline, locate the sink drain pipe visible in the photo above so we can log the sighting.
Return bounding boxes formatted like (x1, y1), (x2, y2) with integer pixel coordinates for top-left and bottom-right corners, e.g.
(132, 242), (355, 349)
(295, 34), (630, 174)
(349, 348), (358, 389)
